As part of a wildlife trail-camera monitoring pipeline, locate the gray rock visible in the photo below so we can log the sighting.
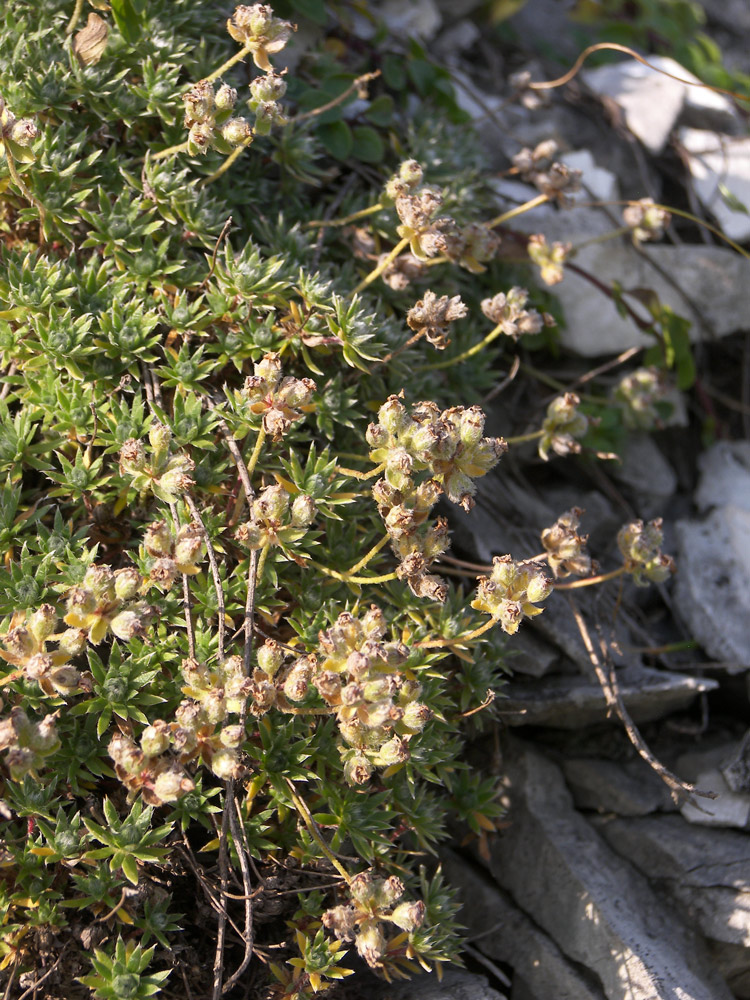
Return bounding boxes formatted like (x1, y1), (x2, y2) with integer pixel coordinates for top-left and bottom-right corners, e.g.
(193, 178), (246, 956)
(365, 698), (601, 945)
(674, 505), (750, 667)
(370, 967), (506, 1000)
(695, 441), (750, 513)
(562, 756), (676, 815)
(561, 149), (619, 203)
(679, 128), (750, 242)
(508, 203), (750, 355)
(721, 730), (750, 792)
(596, 813), (750, 950)
(487, 740), (734, 1000)
(680, 768), (750, 829)
(440, 850), (606, 1000)
(614, 434), (677, 518)
(582, 56), (736, 153)
(381, 0), (442, 39)
(505, 626), (560, 678)
(499, 663), (716, 728)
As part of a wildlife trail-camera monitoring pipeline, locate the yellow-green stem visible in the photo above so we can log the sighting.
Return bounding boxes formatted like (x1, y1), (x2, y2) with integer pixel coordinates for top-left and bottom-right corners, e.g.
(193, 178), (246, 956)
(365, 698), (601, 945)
(419, 321), (504, 372)
(152, 140), (190, 161)
(418, 618), (496, 649)
(553, 566), (625, 590)
(346, 534), (390, 575)
(202, 43), (254, 85)
(200, 137), (254, 187)
(506, 428), (544, 445)
(571, 225), (630, 252)
(336, 461), (385, 481)
(486, 193), (549, 229)
(246, 425), (266, 481)
(351, 235), (410, 296)
(310, 557), (397, 585)
(65, 0), (85, 35)
(286, 781), (351, 883)
(306, 203), (383, 229)
(255, 543), (270, 582)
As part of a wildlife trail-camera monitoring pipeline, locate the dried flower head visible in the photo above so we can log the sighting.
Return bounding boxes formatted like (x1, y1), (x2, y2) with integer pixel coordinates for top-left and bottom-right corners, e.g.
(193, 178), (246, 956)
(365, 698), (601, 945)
(623, 198), (670, 244)
(481, 286), (542, 339)
(528, 233), (570, 286)
(471, 555), (553, 634)
(226, 5), (295, 71)
(541, 508), (593, 578)
(538, 393), (588, 461)
(613, 366), (675, 430)
(406, 290), (467, 350)
(241, 352), (316, 439)
(617, 519), (675, 586)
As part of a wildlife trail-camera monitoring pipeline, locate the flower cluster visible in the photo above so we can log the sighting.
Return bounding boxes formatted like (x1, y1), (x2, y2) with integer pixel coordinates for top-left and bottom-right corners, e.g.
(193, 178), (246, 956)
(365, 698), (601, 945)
(390, 161), (499, 270)
(323, 869), (426, 969)
(226, 4), (295, 72)
(538, 393), (589, 461)
(119, 423), (195, 504)
(471, 555), (553, 635)
(406, 290), (467, 350)
(617, 519), (675, 586)
(613, 366), (675, 430)
(528, 233), (571, 286)
(0, 605), (86, 696)
(541, 507), (594, 578)
(247, 70), (288, 135)
(623, 198), (670, 244)
(235, 485), (316, 551)
(143, 520), (205, 591)
(241, 352), (316, 439)
(0, 707), (60, 780)
(64, 565), (152, 643)
(481, 286), (542, 340)
(183, 79), (253, 155)
(512, 140), (582, 205)
(110, 653), (253, 804)
(0, 96), (39, 150)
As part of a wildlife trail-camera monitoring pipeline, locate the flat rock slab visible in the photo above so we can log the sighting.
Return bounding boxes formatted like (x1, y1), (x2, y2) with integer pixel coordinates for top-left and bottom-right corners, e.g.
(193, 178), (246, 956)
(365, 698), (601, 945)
(562, 756), (677, 816)
(695, 441), (750, 513)
(679, 128), (750, 242)
(499, 664), (716, 728)
(595, 813), (750, 947)
(370, 967), (505, 1000)
(674, 505), (750, 668)
(441, 849), (606, 1000)
(486, 739), (733, 999)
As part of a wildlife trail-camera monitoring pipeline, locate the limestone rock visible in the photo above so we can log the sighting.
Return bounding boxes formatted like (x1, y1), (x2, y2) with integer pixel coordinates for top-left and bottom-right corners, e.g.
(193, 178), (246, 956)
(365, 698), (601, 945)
(370, 967), (506, 1000)
(487, 740), (734, 999)
(674, 505), (750, 668)
(679, 128), (750, 242)
(562, 756), (676, 816)
(695, 441), (750, 513)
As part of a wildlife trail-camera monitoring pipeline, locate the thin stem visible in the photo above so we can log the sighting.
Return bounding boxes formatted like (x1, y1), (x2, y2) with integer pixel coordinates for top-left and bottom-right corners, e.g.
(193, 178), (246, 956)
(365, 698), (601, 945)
(306, 203), (383, 229)
(553, 566), (625, 590)
(151, 140), (190, 161)
(255, 543), (270, 583)
(243, 549), (259, 680)
(419, 321), (504, 372)
(486, 193), (549, 229)
(351, 235), (410, 296)
(65, 0), (85, 35)
(289, 71), (380, 126)
(211, 789), (231, 1000)
(505, 428), (544, 445)
(439, 554), (493, 574)
(246, 425), (266, 480)
(418, 618), (496, 649)
(571, 225), (630, 252)
(285, 779), (351, 883)
(203, 43), (254, 86)
(220, 798), (254, 995)
(310, 558), (397, 585)
(346, 534), (390, 575)
(185, 496), (226, 660)
(200, 137), (254, 187)
(231, 425), (267, 524)
(336, 461), (385, 481)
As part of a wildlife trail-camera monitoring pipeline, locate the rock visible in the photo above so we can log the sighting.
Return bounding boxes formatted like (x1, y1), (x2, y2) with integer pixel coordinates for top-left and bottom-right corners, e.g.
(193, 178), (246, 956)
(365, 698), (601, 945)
(370, 967), (506, 1000)
(674, 505), (750, 668)
(679, 128), (750, 241)
(680, 769), (750, 829)
(596, 813), (750, 950)
(613, 434), (677, 518)
(720, 730), (750, 792)
(486, 740), (733, 999)
(508, 203), (750, 356)
(381, 0), (442, 39)
(695, 441), (750, 513)
(561, 149), (619, 203)
(434, 19), (481, 60)
(504, 626), (561, 678)
(562, 756), (676, 816)
(440, 850), (607, 1000)
(582, 56), (736, 153)
(499, 663), (716, 728)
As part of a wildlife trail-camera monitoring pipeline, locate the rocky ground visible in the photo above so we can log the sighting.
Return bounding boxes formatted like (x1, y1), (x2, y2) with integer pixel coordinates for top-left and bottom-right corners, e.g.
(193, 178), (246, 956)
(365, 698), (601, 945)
(354, 2), (750, 999)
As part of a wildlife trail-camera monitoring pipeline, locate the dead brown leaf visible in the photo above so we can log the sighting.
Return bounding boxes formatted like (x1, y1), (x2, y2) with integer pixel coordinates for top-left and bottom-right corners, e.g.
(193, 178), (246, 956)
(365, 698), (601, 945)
(73, 12), (109, 66)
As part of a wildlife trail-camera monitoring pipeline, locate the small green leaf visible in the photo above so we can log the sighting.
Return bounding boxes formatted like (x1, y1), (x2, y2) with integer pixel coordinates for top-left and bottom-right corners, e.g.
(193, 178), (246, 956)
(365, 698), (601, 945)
(121, 854), (140, 885)
(718, 182), (749, 215)
(318, 121), (353, 161)
(351, 126), (384, 163)
(365, 95), (394, 126)
(110, 0), (141, 43)
(382, 54), (406, 89)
